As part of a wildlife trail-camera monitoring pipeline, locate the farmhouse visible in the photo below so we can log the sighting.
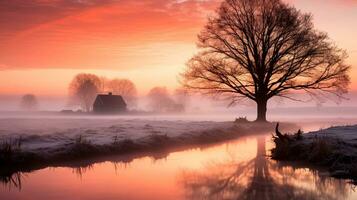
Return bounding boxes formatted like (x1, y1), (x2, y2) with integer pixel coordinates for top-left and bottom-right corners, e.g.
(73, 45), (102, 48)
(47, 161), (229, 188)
(93, 92), (127, 113)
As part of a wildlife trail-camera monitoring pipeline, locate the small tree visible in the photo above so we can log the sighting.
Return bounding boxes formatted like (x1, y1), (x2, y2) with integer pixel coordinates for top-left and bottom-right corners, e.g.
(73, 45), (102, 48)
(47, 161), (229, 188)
(174, 88), (190, 111)
(69, 73), (101, 112)
(20, 94), (38, 111)
(147, 87), (176, 113)
(182, 0), (350, 121)
(106, 79), (138, 108)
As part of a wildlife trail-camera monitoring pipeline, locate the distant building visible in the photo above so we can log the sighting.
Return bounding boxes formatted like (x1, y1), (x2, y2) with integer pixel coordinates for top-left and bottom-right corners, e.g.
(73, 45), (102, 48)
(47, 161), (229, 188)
(93, 92), (127, 113)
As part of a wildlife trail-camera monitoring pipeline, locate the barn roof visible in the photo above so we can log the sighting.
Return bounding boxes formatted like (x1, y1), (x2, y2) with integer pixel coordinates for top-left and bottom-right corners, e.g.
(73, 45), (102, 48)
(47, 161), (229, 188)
(95, 93), (126, 107)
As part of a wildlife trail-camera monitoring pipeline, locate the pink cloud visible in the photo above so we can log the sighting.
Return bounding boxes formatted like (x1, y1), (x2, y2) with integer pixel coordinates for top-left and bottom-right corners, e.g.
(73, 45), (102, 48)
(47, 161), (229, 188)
(0, 0), (221, 70)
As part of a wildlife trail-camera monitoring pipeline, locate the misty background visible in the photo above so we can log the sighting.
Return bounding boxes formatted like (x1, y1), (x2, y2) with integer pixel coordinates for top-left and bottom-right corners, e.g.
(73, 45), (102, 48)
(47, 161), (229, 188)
(0, 91), (356, 120)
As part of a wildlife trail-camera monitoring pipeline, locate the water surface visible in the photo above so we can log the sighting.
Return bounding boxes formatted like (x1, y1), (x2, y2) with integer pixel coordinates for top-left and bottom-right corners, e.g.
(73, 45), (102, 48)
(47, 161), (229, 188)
(1, 131), (356, 200)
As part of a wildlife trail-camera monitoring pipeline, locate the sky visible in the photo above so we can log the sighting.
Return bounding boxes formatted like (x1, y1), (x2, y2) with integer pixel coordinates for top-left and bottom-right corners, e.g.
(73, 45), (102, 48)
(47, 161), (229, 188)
(0, 0), (356, 97)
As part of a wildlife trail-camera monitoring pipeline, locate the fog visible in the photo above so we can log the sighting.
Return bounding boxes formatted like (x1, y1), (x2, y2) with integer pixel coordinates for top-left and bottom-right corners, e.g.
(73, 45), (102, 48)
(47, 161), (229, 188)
(0, 93), (356, 199)
(0, 92), (356, 121)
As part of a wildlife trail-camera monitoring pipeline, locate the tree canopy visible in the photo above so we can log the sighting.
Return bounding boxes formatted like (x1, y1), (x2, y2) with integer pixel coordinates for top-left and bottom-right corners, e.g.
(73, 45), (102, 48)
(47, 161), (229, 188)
(182, 0), (350, 121)
(69, 73), (102, 112)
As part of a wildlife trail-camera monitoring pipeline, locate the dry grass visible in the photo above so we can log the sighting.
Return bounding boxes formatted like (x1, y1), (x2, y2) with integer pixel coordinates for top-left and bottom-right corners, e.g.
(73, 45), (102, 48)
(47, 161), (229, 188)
(349, 163), (357, 184)
(67, 135), (97, 158)
(113, 138), (136, 152)
(0, 122), (272, 180)
(0, 171), (24, 190)
(0, 137), (23, 163)
(308, 138), (333, 163)
(271, 129), (357, 183)
(272, 134), (334, 163)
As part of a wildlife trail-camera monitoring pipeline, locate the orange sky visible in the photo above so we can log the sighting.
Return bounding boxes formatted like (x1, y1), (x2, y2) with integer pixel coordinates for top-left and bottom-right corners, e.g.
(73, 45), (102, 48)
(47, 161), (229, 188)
(0, 0), (356, 96)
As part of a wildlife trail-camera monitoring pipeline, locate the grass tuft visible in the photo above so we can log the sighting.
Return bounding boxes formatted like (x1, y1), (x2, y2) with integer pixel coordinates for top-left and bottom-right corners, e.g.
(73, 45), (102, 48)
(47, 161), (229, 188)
(0, 137), (23, 163)
(113, 138), (137, 152)
(67, 135), (97, 158)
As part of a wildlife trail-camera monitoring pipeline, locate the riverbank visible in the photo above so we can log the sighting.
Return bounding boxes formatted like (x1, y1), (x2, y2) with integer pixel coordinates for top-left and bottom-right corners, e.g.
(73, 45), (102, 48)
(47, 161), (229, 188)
(0, 118), (297, 178)
(272, 125), (357, 184)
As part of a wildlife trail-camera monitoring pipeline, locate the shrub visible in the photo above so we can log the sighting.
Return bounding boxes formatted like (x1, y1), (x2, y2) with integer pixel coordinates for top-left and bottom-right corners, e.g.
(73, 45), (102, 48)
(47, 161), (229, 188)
(234, 117), (249, 124)
(271, 137), (291, 159)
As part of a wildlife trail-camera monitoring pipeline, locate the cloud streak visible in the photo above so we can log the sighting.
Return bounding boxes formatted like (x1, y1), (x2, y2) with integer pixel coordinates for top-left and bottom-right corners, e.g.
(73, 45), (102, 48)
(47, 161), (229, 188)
(0, 0), (221, 70)
(0, 0), (357, 95)
(0, 0), (115, 33)
(0, 0), (355, 70)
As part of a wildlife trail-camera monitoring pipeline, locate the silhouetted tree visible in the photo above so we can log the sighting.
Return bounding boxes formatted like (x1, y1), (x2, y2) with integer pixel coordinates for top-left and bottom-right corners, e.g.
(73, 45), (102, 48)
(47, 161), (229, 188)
(147, 87), (183, 113)
(106, 79), (138, 108)
(69, 73), (101, 112)
(20, 94), (38, 111)
(182, 0), (350, 121)
(174, 88), (190, 111)
(180, 136), (349, 200)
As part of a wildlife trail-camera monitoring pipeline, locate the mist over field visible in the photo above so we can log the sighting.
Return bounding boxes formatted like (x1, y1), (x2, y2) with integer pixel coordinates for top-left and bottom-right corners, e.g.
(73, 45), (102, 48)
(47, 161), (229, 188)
(1, 0), (357, 199)
(0, 91), (356, 120)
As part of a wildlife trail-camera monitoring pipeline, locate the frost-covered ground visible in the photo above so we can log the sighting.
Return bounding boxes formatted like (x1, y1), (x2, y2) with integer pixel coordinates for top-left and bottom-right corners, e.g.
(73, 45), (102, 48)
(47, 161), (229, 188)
(0, 114), (356, 156)
(0, 116), (234, 156)
(304, 125), (357, 145)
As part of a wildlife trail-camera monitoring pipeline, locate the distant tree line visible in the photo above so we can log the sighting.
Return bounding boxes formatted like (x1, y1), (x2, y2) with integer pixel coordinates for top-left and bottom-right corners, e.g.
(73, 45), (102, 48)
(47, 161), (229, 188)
(20, 94), (38, 111)
(147, 87), (189, 113)
(68, 73), (138, 112)
(68, 73), (190, 113)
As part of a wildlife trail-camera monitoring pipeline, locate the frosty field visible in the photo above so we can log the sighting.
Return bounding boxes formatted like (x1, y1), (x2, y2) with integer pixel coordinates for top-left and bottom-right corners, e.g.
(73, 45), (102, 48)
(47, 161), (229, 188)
(0, 114), (356, 157)
(0, 115), (236, 156)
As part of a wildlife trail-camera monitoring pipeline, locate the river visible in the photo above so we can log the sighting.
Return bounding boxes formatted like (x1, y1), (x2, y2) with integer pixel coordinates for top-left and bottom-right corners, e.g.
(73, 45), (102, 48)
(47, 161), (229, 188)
(0, 119), (356, 199)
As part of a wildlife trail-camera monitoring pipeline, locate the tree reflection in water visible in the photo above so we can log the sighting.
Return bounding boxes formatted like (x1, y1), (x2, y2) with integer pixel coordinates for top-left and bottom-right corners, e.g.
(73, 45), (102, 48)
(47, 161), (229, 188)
(0, 149), (170, 191)
(180, 136), (351, 200)
(0, 171), (25, 191)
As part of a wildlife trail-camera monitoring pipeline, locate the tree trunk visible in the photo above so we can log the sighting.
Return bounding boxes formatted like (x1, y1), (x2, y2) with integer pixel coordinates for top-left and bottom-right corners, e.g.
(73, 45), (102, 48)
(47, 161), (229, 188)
(256, 98), (267, 122)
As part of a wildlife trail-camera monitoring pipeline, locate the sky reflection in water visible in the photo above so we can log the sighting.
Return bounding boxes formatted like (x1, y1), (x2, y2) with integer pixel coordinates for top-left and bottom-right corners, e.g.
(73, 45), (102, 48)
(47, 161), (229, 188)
(0, 132), (356, 200)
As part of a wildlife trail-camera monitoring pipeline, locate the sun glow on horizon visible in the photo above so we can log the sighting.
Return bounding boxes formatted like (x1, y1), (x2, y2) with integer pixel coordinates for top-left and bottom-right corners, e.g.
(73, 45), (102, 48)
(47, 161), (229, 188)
(0, 0), (356, 96)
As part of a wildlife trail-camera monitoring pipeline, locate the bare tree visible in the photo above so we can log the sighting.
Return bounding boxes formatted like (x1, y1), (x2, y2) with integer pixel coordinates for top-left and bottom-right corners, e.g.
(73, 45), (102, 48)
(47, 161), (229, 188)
(182, 0), (350, 121)
(147, 87), (183, 113)
(180, 136), (348, 200)
(20, 94), (38, 111)
(174, 88), (190, 111)
(69, 73), (102, 112)
(106, 79), (138, 108)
